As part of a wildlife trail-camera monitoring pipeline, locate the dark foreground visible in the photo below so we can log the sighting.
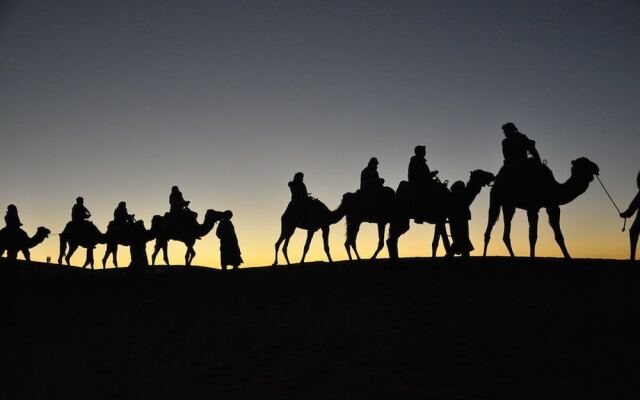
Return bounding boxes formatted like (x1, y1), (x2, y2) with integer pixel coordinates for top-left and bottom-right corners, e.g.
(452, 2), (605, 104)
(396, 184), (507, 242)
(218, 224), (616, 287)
(1, 257), (639, 399)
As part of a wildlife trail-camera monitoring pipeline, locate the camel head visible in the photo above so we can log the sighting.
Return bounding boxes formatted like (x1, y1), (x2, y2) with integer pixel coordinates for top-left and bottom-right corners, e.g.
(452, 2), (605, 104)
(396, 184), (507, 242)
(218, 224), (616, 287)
(36, 227), (51, 238)
(571, 157), (599, 182)
(469, 169), (496, 187)
(204, 209), (225, 223)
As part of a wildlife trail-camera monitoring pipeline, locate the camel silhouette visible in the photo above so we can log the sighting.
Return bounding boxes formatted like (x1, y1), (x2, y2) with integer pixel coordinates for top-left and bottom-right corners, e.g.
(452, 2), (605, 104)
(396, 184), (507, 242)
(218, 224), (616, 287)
(0, 227), (50, 261)
(386, 170), (495, 259)
(336, 186), (396, 260)
(102, 220), (155, 268)
(483, 157), (600, 258)
(273, 198), (343, 266)
(150, 209), (225, 266)
(58, 221), (106, 268)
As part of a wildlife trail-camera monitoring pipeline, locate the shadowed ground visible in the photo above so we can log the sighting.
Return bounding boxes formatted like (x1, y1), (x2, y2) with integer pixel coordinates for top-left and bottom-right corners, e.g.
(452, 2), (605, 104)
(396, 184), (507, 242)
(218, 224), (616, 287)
(1, 257), (639, 399)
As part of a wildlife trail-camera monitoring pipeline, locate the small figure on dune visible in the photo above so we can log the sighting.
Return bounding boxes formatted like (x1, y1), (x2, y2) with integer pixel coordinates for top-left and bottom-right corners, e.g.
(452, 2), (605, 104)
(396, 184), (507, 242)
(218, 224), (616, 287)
(620, 171), (640, 261)
(113, 201), (135, 225)
(71, 197), (91, 224)
(4, 205), (23, 231)
(360, 157), (385, 193)
(216, 210), (243, 270)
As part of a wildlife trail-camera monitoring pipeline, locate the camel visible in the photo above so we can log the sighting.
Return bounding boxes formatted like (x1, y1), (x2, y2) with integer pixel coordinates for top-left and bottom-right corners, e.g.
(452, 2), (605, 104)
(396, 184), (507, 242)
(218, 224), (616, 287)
(336, 186), (396, 260)
(273, 198), (344, 266)
(102, 220), (156, 268)
(0, 227), (51, 261)
(483, 157), (599, 258)
(386, 170), (496, 259)
(151, 209), (225, 266)
(58, 221), (106, 268)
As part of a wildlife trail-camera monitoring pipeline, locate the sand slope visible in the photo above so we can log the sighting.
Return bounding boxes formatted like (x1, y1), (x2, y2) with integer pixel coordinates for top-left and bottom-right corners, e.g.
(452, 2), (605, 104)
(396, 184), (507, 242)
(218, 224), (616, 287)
(1, 257), (639, 399)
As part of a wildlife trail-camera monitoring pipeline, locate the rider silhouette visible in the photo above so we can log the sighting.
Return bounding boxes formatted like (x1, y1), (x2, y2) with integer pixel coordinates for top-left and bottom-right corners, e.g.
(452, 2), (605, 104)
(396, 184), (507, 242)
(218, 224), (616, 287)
(4, 205), (22, 231)
(360, 157), (385, 192)
(71, 197), (91, 223)
(408, 145), (438, 188)
(289, 172), (309, 203)
(170, 186), (190, 215)
(501, 122), (541, 165)
(216, 210), (243, 270)
(448, 181), (474, 257)
(620, 171), (640, 261)
(114, 201), (135, 225)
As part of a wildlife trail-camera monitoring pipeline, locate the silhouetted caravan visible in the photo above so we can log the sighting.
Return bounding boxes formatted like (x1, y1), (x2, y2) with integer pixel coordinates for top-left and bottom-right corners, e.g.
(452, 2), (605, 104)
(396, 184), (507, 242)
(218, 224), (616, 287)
(620, 171), (640, 260)
(448, 171), (496, 257)
(483, 157), (600, 258)
(386, 168), (495, 259)
(273, 173), (343, 265)
(336, 158), (396, 260)
(216, 210), (243, 270)
(0, 205), (50, 260)
(59, 197), (106, 268)
(102, 202), (155, 268)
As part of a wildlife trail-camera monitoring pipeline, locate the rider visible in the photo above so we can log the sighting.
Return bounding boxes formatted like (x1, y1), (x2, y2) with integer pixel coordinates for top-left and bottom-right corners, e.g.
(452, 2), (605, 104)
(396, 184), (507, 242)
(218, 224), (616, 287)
(501, 122), (541, 166)
(169, 186), (190, 215)
(408, 145), (439, 189)
(72, 197), (91, 223)
(494, 122), (542, 192)
(620, 170), (640, 261)
(360, 157), (385, 193)
(113, 201), (135, 225)
(288, 172), (309, 203)
(4, 204), (23, 231)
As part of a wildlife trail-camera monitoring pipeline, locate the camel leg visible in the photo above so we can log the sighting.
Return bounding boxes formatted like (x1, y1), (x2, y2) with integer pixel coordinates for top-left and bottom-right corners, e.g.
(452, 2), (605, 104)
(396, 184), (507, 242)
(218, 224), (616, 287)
(322, 226), (333, 263)
(433, 223), (451, 257)
(58, 238), (67, 264)
(113, 246), (118, 268)
(387, 219), (410, 260)
(345, 221), (361, 261)
(527, 209), (540, 258)
(66, 244), (78, 266)
(371, 223), (385, 259)
(7, 250), (17, 261)
(502, 205), (516, 257)
(83, 247), (95, 269)
(103, 243), (115, 268)
(483, 191), (501, 257)
(546, 206), (570, 259)
(185, 246), (196, 266)
(162, 244), (169, 265)
(432, 227), (441, 257)
(283, 237), (292, 265)
(274, 225), (295, 266)
(630, 216), (639, 261)
(151, 242), (161, 266)
(23, 248), (31, 262)
(301, 230), (316, 264)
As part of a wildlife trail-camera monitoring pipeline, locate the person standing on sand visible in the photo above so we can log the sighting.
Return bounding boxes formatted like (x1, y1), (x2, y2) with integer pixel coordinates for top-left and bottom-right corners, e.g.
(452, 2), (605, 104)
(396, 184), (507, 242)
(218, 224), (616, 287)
(216, 210), (243, 270)
(620, 171), (640, 261)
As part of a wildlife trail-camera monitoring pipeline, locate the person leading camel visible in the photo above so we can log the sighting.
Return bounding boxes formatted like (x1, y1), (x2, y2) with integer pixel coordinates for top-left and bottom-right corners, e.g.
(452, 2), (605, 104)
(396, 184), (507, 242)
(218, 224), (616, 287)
(448, 181), (475, 257)
(216, 210), (243, 270)
(620, 171), (640, 261)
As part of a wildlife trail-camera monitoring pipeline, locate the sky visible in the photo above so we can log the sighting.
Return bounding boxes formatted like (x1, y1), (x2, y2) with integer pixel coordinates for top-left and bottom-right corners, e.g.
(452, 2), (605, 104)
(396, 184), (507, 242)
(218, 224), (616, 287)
(1, 0), (639, 267)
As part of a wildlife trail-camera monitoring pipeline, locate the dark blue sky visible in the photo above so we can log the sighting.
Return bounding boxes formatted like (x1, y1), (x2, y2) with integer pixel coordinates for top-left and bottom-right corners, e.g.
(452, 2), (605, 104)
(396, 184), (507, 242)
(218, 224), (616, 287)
(1, 0), (639, 265)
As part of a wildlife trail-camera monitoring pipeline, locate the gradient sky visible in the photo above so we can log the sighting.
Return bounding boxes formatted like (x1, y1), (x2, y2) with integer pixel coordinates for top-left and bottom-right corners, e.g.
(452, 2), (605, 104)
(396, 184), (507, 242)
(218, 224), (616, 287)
(1, 0), (639, 267)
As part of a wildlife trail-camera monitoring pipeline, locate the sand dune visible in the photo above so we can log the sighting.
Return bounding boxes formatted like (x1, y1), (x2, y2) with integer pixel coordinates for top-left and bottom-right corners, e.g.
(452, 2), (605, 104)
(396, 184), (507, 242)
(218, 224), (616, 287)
(1, 257), (638, 398)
